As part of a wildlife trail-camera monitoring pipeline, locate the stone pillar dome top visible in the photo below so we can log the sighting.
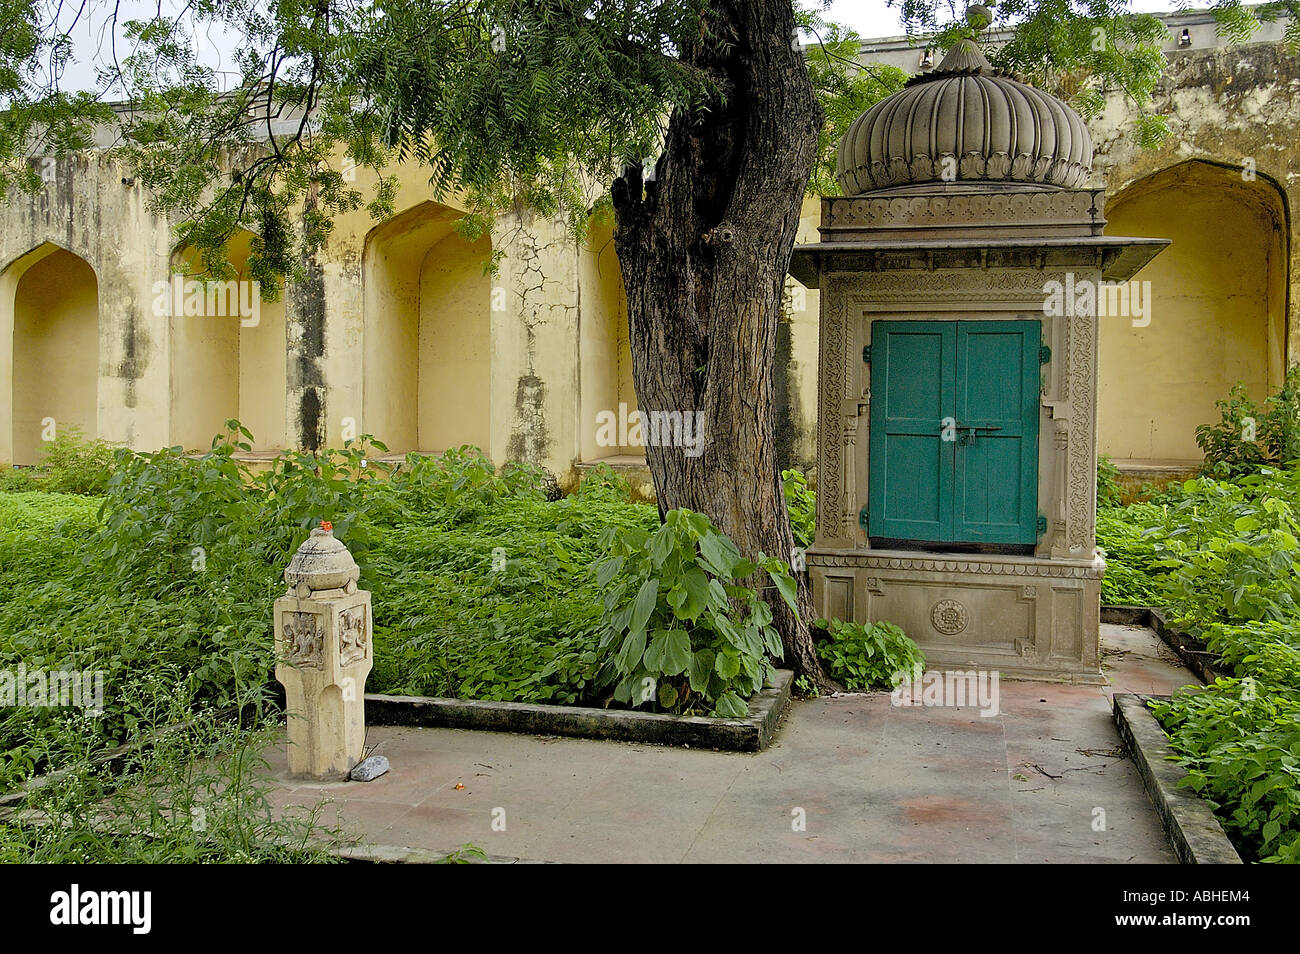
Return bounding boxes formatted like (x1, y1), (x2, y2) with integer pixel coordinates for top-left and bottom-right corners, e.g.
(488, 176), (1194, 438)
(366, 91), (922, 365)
(284, 525), (361, 594)
(835, 24), (1093, 195)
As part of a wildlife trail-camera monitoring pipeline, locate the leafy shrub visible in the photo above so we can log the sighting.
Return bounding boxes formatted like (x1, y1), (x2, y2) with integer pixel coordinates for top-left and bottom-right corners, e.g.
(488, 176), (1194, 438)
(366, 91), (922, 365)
(782, 468), (816, 549)
(0, 676), (341, 863)
(814, 617), (924, 691)
(0, 429), (117, 495)
(0, 466), (41, 493)
(1196, 367), (1300, 478)
(1110, 464), (1300, 863)
(375, 445), (547, 526)
(1097, 454), (1124, 508)
(40, 429), (119, 495)
(577, 461), (633, 502)
(1150, 683), (1300, 863)
(593, 508), (796, 717)
(1095, 504), (1171, 606)
(1151, 472), (1300, 633)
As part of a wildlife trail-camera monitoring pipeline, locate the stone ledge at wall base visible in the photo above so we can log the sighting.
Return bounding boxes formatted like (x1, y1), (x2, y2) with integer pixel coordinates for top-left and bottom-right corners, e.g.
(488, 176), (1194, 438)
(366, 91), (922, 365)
(364, 669), (793, 753)
(574, 455), (656, 502)
(1112, 693), (1244, 864)
(809, 548), (1105, 684)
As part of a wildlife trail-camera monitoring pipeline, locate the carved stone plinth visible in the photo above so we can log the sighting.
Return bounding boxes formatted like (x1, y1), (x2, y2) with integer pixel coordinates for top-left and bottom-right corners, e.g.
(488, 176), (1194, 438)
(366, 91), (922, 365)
(809, 548), (1105, 684)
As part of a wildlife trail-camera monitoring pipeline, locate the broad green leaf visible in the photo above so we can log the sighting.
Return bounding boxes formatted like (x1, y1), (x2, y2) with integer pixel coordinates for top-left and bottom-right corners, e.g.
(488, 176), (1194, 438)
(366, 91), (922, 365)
(713, 691), (747, 718)
(689, 648), (715, 693)
(715, 650), (741, 679)
(698, 532), (741, 578)
(769, 568), (798, 611)
(616, 628), (647, 672)
(629, 577), (659, 638)
(648, 524), (675, 568)
(662, 629), (693, 676)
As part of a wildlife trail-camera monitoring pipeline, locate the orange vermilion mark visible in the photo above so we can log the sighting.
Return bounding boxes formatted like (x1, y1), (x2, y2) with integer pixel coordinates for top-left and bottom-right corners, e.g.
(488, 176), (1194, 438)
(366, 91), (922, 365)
(320, 520), (333, 532)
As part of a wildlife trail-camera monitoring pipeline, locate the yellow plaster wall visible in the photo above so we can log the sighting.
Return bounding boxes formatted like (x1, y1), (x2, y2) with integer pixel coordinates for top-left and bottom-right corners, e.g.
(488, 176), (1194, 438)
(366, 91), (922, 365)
(417, 230), (492, 451)
(787, 196), (823, 473)
(168, 231), (288, 451)
(1101, 162), (1287, 461)
(11, 248), (99, 464)
(578, 215), (641, 459)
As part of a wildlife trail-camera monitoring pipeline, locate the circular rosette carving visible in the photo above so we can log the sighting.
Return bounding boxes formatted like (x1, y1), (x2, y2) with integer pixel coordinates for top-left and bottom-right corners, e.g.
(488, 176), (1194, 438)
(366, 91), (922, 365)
(930, 599), (969, 636)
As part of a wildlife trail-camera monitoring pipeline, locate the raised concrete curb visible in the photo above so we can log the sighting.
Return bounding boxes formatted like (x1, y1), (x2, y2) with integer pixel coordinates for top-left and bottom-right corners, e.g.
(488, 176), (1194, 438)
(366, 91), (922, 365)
(1101, 605), (1227, 684)
(365, 669), (793, 752)
(1112, 693), (1242, 865)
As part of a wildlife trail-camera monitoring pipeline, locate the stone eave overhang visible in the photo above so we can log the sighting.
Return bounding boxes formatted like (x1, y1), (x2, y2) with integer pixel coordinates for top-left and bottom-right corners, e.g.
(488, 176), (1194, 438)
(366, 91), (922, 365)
(789, 235), (1170, 288)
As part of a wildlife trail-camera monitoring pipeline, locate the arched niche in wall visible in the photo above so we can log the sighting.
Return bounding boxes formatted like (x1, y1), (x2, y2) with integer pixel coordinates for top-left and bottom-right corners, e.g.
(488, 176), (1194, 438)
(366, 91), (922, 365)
(1101, 159), (1289, 463)
(362, 201), (492, 454)
(167, 229), (288, 453)
(1, 244), (100, 465)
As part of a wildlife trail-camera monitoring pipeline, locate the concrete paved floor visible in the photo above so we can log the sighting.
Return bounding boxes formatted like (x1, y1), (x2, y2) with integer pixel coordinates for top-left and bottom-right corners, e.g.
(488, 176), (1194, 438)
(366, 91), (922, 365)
(265, 623), (1197, 863)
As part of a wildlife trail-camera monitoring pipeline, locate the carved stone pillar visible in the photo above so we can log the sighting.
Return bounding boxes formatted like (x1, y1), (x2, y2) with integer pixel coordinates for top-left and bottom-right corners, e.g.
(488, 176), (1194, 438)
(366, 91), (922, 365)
(274, 523), (373, 780)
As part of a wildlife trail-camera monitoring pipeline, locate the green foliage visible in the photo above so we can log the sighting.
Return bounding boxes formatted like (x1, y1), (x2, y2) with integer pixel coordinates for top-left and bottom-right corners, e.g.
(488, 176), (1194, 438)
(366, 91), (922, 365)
(1100, 461), (1300, 862)
(593, 508), (797, 717)
(1095, 503), (1170, 606)
(1151, 471), (1300, 632)
(0, 420), (694, 859)
(1195, 367), (1300, 478)
(438, 843), (490, 864)
(1097, 454), (1123, 508)
(0, 677), (342, 864)
(793, 675), (821, 698)
(814, 617), (925, 691)
(894, 0), (1172, 145)
(1150, 682), (1300, 863)
(0, 429), (117, 495)
(782, 468), (816, 549)
(800, 12), (907, 195)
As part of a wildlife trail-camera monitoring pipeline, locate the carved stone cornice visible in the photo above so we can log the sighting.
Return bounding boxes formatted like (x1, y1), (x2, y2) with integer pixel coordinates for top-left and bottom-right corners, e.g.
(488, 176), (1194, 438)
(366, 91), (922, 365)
(807, 551), (1104, 580)
(823, 189), (1105, 238)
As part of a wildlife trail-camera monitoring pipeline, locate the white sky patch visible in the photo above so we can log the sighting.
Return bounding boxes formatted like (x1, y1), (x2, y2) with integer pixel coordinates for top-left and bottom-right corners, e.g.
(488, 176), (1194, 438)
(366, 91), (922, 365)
(46, 0), (1188, 95)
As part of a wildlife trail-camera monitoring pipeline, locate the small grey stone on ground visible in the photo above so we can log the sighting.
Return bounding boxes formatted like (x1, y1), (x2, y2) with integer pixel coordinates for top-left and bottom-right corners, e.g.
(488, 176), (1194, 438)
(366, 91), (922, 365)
(349, 755), (390, 782)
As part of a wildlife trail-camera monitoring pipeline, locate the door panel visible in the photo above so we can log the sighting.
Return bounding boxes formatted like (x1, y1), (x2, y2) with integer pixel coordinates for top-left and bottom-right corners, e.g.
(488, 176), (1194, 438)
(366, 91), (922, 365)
(868, 322), (954, 541)
(954, 322), (1041, 543)
(869, 319), (1041, 547)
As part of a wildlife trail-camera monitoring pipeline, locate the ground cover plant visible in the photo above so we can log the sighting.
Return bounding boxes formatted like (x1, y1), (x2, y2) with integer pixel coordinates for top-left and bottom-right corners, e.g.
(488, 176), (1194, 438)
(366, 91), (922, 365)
(814, 618), (925, 692)
(0, 427), (816, 859)
(1098, 376), (1300, 863)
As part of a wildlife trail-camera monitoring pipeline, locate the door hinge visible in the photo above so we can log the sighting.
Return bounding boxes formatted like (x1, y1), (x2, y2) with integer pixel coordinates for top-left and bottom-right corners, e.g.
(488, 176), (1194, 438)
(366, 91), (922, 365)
(1036, 515), (1047, 535)
(1039, 345), (1051, 364)
(862, 345), (871, 364)
(858, 505), (869, 530)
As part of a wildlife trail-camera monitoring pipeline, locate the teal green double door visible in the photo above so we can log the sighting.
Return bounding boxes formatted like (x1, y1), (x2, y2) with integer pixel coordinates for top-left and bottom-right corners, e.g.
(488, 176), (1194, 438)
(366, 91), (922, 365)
(867, 320), (1042, 546)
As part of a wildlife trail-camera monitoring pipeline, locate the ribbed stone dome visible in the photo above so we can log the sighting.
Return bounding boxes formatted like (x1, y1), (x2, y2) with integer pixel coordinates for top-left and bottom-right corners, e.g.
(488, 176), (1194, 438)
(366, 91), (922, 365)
(835, 36), (1093, 195)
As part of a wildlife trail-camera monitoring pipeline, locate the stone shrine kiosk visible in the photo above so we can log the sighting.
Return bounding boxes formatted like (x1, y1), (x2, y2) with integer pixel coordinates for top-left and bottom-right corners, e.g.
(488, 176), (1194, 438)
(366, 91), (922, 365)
(791, 27), (1168, 682)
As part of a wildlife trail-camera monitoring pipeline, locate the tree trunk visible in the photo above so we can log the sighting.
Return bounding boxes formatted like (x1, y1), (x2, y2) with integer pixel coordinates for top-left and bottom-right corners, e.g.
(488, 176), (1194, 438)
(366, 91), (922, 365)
(611, 0), (833, 690)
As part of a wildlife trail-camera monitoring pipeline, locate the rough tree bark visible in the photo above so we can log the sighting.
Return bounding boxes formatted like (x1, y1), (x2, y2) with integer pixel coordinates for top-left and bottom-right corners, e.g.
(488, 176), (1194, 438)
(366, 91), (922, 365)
(611, 0), (833, 689)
